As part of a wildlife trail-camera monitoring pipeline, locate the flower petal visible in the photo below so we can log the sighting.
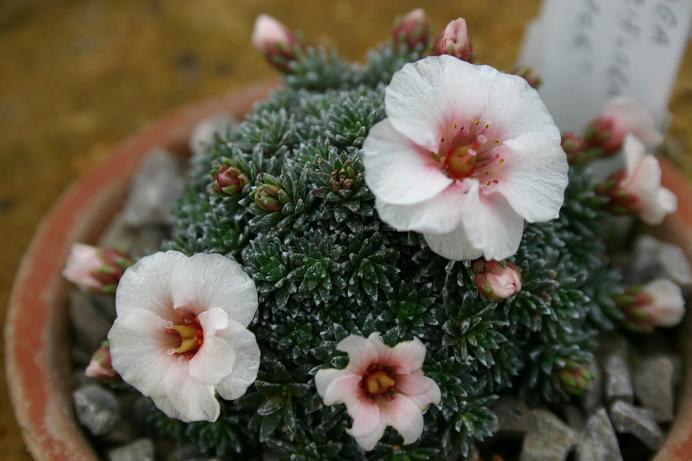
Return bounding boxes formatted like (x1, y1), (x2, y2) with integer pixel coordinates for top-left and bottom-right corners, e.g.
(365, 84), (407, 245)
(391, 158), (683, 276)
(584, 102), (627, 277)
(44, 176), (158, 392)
(385, 55), (489, 151)
(396, 370), (432, 395)
(116, 251), (187, 319)
(337, 334), (382, 373)
(350, 417), (387, 451)
(107, 309), (172, 397)
(495, 130), (568, 223)
(346, 398), (382, 438)
(162, 362), (220, 422)
(389, 338), (426, 374)
(216, 319), (261, 400)
(382, 394), (425, 445)
(363, 119), (452, 205)
(603, 96), (663, 147)
(424, 226), (483, 261)
(323, 373), (361, 406)
(404, 376), (442, 410)
(645, 279), (685, 327)
(374, 182), (467, 234)
(170, 253), (258, 326)
(483, 69), (558, 140)
(460, 184), (525, 260)
(189, 309), (235, 385)
(315, 368), (347, 398)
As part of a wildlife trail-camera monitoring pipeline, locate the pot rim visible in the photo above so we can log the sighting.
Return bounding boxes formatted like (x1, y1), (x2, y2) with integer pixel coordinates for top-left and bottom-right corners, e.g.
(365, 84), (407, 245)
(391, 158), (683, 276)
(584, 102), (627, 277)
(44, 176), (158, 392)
(4, 82), (692, 460)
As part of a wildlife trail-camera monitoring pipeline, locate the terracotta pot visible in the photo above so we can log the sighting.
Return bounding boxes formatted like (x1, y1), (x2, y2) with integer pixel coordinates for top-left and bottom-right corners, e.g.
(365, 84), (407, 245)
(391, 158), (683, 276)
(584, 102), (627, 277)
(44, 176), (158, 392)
(5, 83), (692, 460)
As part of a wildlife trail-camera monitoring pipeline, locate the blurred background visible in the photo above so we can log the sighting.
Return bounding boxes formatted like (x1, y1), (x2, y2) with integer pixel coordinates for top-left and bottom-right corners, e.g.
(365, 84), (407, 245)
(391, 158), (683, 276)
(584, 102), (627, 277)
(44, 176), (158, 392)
(0, 1), (690, 458)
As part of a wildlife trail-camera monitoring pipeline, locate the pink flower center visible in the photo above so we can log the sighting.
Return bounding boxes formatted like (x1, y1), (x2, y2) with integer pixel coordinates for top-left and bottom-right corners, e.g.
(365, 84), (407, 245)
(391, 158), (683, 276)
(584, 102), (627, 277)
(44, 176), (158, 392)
(361, 365), (396, 399)
(436, 118), (505, 184)
(165, 310), (204, 358)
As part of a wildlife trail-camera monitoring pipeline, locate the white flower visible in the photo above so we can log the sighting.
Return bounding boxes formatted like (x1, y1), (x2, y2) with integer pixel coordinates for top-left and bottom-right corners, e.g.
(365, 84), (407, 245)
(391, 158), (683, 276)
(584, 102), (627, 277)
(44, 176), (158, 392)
(620, 135), (677, 224)
(363, 56), (568, 260)
(108, 251), (260, 422)
(315, 333), (441, 451)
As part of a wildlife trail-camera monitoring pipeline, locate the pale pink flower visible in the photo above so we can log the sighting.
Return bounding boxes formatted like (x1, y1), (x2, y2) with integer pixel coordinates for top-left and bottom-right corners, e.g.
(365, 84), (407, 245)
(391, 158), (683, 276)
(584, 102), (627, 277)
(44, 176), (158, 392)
(392, 8), (429, 49)
(63, 243), (132, 293)
(363, 56), (568, 261)
(586, 96), (663, 154)
(85, 341), (118, 381)
(315, 333), (441, 451)
(473, 260), (522, 301)
(597, 135), (676, 225)
(432, 18), (473, 62)
(617, 279), (685, 332)
(108, 251), (260, 422)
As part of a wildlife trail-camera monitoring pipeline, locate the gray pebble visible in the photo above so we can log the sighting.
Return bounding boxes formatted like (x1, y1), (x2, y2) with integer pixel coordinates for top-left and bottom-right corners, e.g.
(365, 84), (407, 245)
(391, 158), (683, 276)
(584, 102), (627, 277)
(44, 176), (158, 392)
(631, 236), (692, 286)
(73, 384), (120, 436)
(600, 336), (633, 403)
(492, 396), (533, 435)
(520, 410), (577, 461)
(609, 400), (664, 450)
(583, 360), (602, 412)
(108, 438), (155, 461)
(633, 355), (676, 422)
(122, 149), (182, 227)
(576, 408), (622, 461)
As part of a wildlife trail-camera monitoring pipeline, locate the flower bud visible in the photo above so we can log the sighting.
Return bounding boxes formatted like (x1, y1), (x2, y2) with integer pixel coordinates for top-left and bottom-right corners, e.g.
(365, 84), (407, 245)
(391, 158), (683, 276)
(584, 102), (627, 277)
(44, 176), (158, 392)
(392, 8), (430, 49)
(555, 360), (593, 396)
(513, 65), (542, 89)
(614, 279), (685, 332)
(251, 14), (301, 72)
(215, 165), (248, 195)
(85, 341), (118, 381)
(63, 244), (133, 294)
(254, 184), (284, 212)
(330, 166), (355, 193)
(583, 96), (663, 155)
(561, 132), (584, 164)
(432, 18), (473, 62)
(472, 259), (522, 301)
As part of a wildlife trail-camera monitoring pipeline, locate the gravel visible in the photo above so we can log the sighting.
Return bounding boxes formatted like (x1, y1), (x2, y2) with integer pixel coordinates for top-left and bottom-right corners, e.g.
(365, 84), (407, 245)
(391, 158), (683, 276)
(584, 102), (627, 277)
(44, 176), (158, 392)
(609, 400), (664, 450)
(73, 384), (120, 436)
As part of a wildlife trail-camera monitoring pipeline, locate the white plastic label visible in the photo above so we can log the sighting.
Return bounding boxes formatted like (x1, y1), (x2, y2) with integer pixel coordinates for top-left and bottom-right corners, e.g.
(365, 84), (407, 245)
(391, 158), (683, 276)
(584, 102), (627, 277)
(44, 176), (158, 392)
(518, 0), (692, 133)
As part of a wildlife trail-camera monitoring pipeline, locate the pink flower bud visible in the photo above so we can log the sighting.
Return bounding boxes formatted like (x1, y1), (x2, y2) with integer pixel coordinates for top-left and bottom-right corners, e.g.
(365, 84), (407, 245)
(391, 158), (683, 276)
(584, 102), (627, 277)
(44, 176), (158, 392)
(584, 97), (663, 155)
(251, 14), (301, 72)
(85, 341), (118, 381)
(215, 165), (248, 195)
(63, 243), (133, 294)
(473, 260), (522, 301)
(615, 279), (685, 332)
(432, 18), (473, 62)
(561, 132), (584, 164)
(391, 8), (430, 49)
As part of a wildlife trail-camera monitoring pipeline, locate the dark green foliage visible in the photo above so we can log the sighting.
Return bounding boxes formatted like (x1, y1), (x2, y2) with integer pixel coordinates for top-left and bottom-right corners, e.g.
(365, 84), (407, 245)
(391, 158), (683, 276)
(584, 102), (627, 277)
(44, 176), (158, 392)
(162, 37), (623, 460)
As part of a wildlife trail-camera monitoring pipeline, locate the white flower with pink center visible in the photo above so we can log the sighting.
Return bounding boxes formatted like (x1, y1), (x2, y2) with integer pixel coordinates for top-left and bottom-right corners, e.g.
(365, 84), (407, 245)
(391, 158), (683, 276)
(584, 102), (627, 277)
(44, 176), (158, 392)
(108, 251), (260, 422)
(363, 56), (568, 261)
(315, 333), (441, 451)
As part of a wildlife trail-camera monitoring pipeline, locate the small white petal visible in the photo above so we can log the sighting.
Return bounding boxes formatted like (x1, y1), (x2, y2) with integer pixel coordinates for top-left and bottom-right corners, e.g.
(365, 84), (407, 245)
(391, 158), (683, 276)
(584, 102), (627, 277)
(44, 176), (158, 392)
(644, 279), (685, 327)
(382, 394), (425, 445)
(375, 183), (468, 234)
(315, 368), (347, 398)
(170, 253), (258, 326)
(603, 96), (663, 147)
(216, 319), (261, 401)
(424, 226), (483, 261)
(163, 362), (220, 422)
(323, 374), (361, 406)
(497, 131), (568, 222)
(337, 334), (382, 373)
(363, 120), (452, 205)
(351, 417), (387, 451)
(389, 338), (426, 374)
(346, 398), (382, 438)
(116, 251), (187, 319)
(405, 377), (442, 411)
(189, 330), (235, 386)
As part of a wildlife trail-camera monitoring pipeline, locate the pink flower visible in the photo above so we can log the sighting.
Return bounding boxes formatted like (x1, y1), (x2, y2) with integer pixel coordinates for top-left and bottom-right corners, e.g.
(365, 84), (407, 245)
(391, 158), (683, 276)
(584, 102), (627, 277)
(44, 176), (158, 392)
(616, 279), (685, 332)
(432, 18), (473, 62)
(108, 251), (260, 422)
(363, 56), (568, 261)
(596, 135), (676, 225)
(251, 14), (300, 72)
(585, 97), (663, 154)
(85, 341), (118, 381)
(392, 8), (429, 49)
(63, 243), (133, 293)
(473, 260), (522, 301)
(315, 333), (441, 451)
